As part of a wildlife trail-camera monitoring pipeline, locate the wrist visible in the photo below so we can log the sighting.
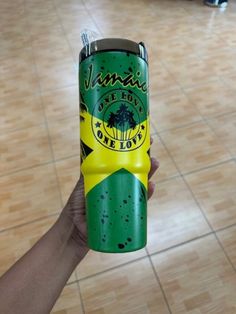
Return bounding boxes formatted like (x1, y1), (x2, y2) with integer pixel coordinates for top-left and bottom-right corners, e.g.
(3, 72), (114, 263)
(54, 213), (89, 264)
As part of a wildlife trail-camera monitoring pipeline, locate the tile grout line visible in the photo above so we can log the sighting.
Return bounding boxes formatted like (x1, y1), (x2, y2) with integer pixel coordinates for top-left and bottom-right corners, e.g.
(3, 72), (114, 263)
(0, 212), (59, 235)
(181, 158), (235, 177)
(0, 153), (80, 179)
(151, 100), (236, 136)
(50, 0), (80, 66)
(0, 160), (53, 179)
(148, 231), (214, 257)
(205, 108), (236, 121)
(179, 84), (236, 160)
(214, 233), (236, 272)
(77, 233), (213, 283)
(50, 225), (236, 286)
(0, 121), (46, 136)
(2, 166), (236, 238)
(78, 255), (148, 282)
(81, 0), (105, 38)
(75, 269), (86, 314)
(23, 1), (66, 209)
(147, 254), (172, 314)
(65, 279), (78, 286)
(0, 84), (77, 107)
(156, 119), (204, 135)
(157, 133), (236, 274)
(29, 6), (85, 309)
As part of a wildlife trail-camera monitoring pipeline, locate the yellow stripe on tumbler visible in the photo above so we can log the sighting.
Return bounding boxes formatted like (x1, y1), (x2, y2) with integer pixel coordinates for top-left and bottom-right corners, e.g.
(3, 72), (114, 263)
(81, 111), (150, 194)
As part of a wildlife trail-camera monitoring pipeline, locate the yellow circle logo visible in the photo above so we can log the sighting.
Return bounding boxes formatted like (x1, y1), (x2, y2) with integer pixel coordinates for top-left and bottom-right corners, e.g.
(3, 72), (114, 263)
(92, 89), (147, 152)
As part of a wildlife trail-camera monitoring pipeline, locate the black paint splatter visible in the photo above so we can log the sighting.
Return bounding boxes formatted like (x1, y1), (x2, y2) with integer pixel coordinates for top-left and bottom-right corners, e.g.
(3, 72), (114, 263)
(118, 243), (125, 249)
(123, 200), (127, 204)
(127, 237), (132, 242)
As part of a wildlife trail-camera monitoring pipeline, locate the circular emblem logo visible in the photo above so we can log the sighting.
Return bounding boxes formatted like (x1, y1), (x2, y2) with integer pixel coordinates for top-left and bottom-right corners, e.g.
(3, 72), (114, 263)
(92, 89), (147, 152)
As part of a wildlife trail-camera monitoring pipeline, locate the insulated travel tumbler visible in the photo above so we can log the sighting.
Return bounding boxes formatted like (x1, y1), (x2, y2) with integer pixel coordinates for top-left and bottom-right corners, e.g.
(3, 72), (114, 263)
(79, 38), (150, 253)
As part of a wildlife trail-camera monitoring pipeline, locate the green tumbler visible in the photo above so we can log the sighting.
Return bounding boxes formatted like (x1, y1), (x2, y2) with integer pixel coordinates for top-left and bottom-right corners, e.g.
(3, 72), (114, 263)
(79, 38), (150, 253)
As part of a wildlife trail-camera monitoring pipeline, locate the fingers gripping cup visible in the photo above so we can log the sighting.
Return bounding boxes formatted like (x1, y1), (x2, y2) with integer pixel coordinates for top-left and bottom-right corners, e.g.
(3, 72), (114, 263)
(79, 38), (150, 253)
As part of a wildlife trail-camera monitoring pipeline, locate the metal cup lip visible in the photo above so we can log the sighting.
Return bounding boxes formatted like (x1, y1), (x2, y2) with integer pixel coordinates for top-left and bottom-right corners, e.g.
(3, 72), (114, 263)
(79, 38), (148, 63)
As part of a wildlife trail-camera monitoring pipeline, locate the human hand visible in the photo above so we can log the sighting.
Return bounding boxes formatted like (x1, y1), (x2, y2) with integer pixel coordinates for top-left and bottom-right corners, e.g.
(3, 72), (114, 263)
(61, 142), (159, 257)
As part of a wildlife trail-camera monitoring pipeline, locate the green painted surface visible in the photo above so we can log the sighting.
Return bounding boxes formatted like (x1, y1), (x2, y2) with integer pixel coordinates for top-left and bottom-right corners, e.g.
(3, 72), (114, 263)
(80, 49), (149, 253)
(79, 51), (148, 128)
(86, 169), (147, 252)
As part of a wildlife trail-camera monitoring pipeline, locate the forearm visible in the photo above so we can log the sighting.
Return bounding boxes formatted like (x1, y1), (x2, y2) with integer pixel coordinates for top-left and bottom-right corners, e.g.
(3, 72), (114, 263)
(0, 214), (86, 314)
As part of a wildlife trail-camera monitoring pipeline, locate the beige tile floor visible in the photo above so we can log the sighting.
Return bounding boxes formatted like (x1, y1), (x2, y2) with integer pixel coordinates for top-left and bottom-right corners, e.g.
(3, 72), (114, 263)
(0, 0), (236, 313)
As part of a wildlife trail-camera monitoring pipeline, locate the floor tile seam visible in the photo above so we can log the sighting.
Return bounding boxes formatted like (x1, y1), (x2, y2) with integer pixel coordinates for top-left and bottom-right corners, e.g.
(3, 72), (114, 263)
(156, 119), (204, 135)
(0, 212), (59, 235)
(0, 160), (54, 179)
(78, 254), (148, 282)
(197, 114), (235, 160)
(0, 85), (77, 104)
(148, 232), (214, 258)
(160, 57), (225, 90)
(0, 121), (47, 136)
(0, 152), (81, 179)
(213, 233), (236, 273)
(179, 84), (236, 159)
(218, 73), (236, 91)
(204, 109), (236, 120)
(81, 0), (104, 37)
(50, 0), (81, 66)
(182, 170), (236, 274)
(75, 266), (86, 314)
(77, 233), (215, 283)
(181, 158), (235, 177)
(157, 133), (215, 232)
(147, 254), (172, 314)
(24, 4), (65, 209)
(2, 199), (235, 248)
